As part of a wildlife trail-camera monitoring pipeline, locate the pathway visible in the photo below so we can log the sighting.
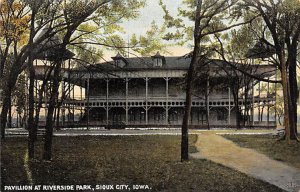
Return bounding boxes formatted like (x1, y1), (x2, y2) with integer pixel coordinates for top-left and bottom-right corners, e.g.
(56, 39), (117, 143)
(190, 133), (300, 192)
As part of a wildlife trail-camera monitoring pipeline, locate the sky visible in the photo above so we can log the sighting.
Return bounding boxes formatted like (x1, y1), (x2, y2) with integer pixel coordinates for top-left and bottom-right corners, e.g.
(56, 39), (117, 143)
(112, 0), (191, 58)
(121, 0), (182, 36)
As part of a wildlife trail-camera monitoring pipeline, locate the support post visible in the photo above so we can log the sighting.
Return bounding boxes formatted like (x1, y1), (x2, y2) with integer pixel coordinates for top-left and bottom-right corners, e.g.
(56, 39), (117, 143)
(61, 78), (65, 127)
(73, 84), (75, 124)
(87, 77), (90, 129)
(252, 80), (255, 126)
(80, 84), (83, 122)
(145, 77), (148, 125)
(125, 78), (129, 125)
(44, 82), (48, 123)
(165, 77), (169, 125)
(275, 69), (277, 126)
(267, 78), (270, 125)
(228, 87), (231, 125)
(106, 79), (109, 126)
(258, 81), (261, 122)
(206, 77), (210, 125)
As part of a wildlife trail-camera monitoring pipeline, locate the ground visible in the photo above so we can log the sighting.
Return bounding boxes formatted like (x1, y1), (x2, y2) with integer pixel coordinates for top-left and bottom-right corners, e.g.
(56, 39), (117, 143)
(223, 134), (300, 169)
(1, 135), (283, 192)
(191, 132), (300, 192)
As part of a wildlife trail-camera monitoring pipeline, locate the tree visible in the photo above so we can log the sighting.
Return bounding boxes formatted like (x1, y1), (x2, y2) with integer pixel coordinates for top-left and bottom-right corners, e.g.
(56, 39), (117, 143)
(160, 0), (252, 161)
(240, 0), (300, 141)
(269, 82), (284, 126)
(0, 0), (30, 138)
(0, 0), (147, 160)
(215, 25), (267, 128)
(193, 62), (212, 129)
(130, 21), (167, 56)
(193, 61), (229, 129)
(37, 0), (146, 160)
(13, 74), (26, 127)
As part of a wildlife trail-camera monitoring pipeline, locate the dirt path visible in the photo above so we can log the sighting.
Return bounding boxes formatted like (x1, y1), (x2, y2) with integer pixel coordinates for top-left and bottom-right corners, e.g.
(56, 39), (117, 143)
(190, 133), (300, 192)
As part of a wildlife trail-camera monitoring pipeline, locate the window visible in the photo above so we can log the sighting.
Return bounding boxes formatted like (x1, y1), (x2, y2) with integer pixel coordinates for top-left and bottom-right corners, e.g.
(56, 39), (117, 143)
(115, 59), (126, 68)
(153, 58), (163, 67)
(151, 51), (164, 67)
(112, 52), (126, 68)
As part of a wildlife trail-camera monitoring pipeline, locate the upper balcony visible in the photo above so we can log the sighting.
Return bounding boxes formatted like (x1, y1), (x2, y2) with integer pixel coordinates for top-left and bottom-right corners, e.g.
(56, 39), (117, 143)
(63, 95), (275, 108)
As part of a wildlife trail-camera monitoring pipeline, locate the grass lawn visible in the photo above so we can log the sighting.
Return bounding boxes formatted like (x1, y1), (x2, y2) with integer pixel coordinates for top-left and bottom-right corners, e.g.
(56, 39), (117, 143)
(223, 134), (300, 169)
(1, 135), (284, 192)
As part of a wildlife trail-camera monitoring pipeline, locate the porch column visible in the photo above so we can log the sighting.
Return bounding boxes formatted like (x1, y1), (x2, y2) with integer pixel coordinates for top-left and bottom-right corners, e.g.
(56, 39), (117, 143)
(251, 80), (255, 126)
(267, 78), (270, 125)
(258, 81), (261, 122)
(206, 78), (210, 124)
(61, 79), (65, 125)
(106, 79), (109, 125)
(44, 83), (48, 123)
(165, 77), (169, 125)
(73, 84), (75, 123)
(145, 77), (148, 125)
(125, 78), (129, 125)
(80, 85), (83, 121)
(274, 70), (277, 125)
(86, 77), (90, 129)
(228, 87), (231, 125)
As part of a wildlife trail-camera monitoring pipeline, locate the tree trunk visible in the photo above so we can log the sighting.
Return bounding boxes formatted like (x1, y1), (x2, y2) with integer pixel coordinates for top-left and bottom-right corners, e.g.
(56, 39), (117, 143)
(260, 106), (265, 124)
(0, 42), (11, 79)
(27, 65), (36, 159)
(1, 65), (21, 139)
(281, 60), (291, 142)
(181, 0), (202, 162)
(181, 60), (193, 161)
(56, 105), (61, 129)
(277, 113), (282, 126)
(288, 51), (298, 139)
(8, 99), (12, 128)
(244, 86), (249, 126)
(34, 67), (54, 136)
(232, 85), (241, 129)
(27, 9), (38, 159)
(43, 60), (62, 161)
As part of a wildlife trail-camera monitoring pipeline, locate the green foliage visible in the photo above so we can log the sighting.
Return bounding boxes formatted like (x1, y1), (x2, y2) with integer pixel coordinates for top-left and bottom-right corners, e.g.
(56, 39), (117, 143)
(130, 21), (167, 56)
(0, 0), (30, 46)
(160, 0), (240, 46)
(0, 0), (149, 135)
(227, 25), (256, 59)
(66, 0), (148, 61)
(268, 83), (284, 125)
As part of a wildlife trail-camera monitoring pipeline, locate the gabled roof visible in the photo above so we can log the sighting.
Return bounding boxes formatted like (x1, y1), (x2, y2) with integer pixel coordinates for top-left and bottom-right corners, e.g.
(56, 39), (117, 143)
(83, 56), (191, 71)
(80, 56), (275, 77)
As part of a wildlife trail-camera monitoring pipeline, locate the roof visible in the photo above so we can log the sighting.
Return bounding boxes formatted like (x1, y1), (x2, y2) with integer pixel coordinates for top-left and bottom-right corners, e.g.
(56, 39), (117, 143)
(79, 56), (276, 76)
(33, 56), (276, 88)
(82, 56), (191, 71)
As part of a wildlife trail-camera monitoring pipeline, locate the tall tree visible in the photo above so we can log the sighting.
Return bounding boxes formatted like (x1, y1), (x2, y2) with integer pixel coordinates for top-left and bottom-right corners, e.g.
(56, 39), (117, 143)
(160, 0), (252, 161)
(241, 0), (300, 141)
(0, 0), (31, 138)
(0, 0), (146, 159)
(42, 0), (147, 161)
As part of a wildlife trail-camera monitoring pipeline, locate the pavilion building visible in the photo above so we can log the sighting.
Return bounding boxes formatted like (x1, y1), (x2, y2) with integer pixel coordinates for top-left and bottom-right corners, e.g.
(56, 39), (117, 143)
(52, 52), (277, 128)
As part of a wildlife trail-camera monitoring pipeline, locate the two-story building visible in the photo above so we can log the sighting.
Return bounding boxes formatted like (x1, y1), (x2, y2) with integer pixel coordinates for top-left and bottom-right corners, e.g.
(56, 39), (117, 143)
(56, 52), (276, 128)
